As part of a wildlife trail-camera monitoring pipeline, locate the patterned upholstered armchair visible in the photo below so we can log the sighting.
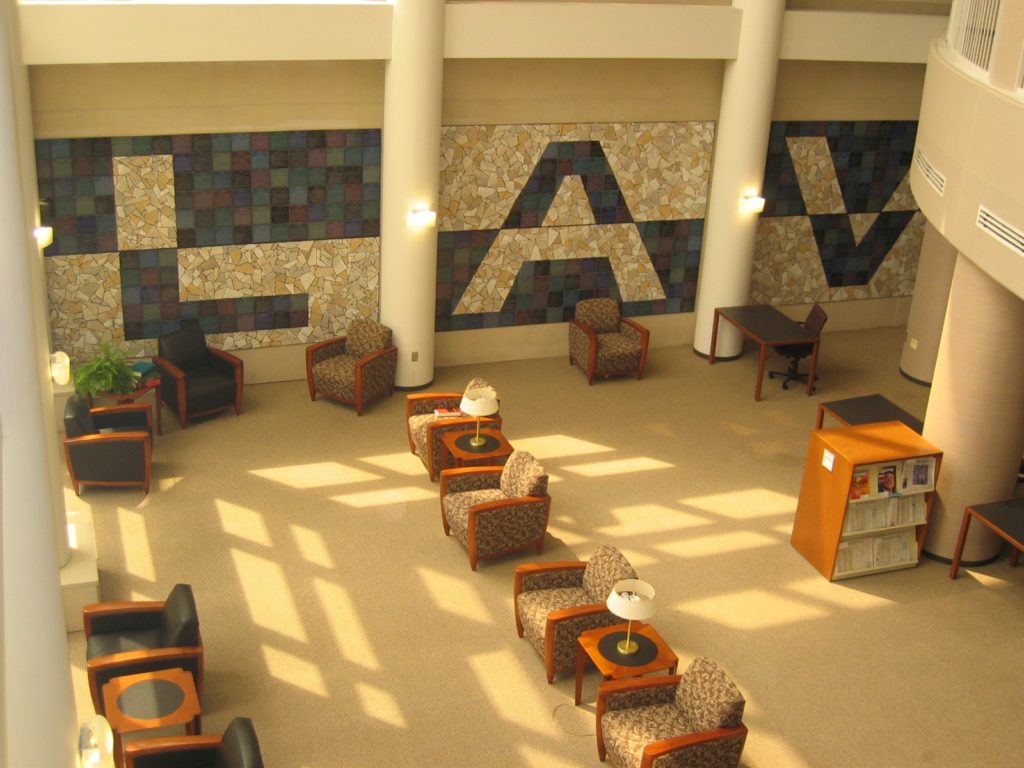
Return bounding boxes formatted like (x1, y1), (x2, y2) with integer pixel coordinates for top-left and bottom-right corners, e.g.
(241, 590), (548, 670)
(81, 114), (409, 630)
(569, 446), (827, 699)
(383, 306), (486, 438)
(306, 318), (398, 415)
(596, 656), (748, 768)
(514, 544), (637, 683)
(406, 377), (502, 481)
(569, 298), (650, 384)
(439, 450), (550, 570)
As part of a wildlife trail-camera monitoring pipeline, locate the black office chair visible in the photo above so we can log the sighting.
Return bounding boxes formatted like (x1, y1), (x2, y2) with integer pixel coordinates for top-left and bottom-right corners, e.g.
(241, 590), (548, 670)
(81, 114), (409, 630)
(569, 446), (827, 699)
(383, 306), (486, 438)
(768, 303), (828, 390)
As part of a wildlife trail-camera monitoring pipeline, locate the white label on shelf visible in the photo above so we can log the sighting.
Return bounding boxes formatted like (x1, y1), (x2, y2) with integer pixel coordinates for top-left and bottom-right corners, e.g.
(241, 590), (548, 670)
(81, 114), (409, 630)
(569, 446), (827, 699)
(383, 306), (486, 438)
(821, 449), (835, 471)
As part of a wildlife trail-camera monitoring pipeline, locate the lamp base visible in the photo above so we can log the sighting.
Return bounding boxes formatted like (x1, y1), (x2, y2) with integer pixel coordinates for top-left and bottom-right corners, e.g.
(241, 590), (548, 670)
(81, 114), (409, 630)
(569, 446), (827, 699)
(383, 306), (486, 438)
(616, 638), (639, 655)
(597, 632), (658, 667)
(469, 436), (486, 447)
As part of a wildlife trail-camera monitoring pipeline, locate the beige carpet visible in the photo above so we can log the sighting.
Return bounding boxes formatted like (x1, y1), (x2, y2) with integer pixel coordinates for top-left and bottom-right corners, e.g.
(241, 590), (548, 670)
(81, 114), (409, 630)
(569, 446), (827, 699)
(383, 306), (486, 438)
(65, 326), (1024, 768)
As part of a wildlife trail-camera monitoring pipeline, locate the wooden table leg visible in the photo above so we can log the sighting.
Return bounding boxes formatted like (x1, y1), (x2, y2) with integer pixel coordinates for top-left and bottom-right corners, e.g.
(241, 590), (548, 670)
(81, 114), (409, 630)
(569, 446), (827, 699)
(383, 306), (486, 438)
(574, 642), (585, 705)
(815, 404), (826, 429)
(708, 310), (721, 364)
(805, 339), (821, 396)
(152, 380), (162, 436)
(754, 343), (767, 401)
(949, 509), (973, 579)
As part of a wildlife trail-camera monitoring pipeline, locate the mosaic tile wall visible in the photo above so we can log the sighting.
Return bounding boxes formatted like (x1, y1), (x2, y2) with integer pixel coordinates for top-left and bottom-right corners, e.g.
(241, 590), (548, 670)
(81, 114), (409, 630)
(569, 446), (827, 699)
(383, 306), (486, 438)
(436, 122), (712, 331)
(751, 120), (923, 304)
(36, 130), (382, 362)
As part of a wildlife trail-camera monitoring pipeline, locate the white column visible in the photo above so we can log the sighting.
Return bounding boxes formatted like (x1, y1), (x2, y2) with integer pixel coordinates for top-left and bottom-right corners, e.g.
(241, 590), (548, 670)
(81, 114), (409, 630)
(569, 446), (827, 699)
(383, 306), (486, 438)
(379, 0), (445, 388)
(692, 0), (785, 357)
(0, 2), (78, 765)
(922, 255), (1024, 561)
(899, 221), (956, 385)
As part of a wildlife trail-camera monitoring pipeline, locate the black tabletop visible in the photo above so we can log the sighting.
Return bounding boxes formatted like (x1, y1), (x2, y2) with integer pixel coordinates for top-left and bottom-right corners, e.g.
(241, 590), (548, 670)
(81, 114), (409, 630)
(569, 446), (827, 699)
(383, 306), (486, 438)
(717, 305), (818, 345)
(822, 394), (924, 434)
(968, 497), (1024, 543)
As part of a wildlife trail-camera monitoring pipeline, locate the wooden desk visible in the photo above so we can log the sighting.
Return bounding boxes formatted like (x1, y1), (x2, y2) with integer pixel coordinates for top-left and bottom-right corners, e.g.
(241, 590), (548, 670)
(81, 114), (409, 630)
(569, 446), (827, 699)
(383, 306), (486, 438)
(709, 305), (820, 401)
(441, 427), (514, 472)
(816, 394), (923, 433)
(102, 667), (201, 767)
(949, 497), (1024, 579)
(92, 378), (163, 435)
(575, 622), (678, 705)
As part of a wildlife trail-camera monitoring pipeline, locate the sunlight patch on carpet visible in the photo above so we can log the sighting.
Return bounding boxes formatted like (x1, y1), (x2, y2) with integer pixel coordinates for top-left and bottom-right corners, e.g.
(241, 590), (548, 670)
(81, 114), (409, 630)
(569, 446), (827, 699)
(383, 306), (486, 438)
(314, 577), (380, 671)
(216, 500), (271, 546)
(596, 503), (713, 537)
(417, 566), (494, 625)
(331, 485), (437, 508)
(676, 589), (828, 630)
(250, 461), (382, 489)
(358, 452), (429, 476)
(680, 488), (798, 520)
(469, 649), (560, 737)
(511, 434), (614, 459)
(355, 682), (407, 728)
(117, 506), (155, 582)
(291, 524), (335, 569)
(262, 645), (328, 698)
(785, 577), (894, 609)
(231, 549), (308, 642)
(655, 531), (778, 558)
(562, 456), (673, 477)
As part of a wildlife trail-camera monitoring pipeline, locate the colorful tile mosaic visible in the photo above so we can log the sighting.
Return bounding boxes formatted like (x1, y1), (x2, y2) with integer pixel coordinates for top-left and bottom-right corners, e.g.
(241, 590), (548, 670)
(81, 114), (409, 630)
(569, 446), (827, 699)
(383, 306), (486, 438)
(36, 129), (382, 361)
(437, 122), (712, 331)
(755, 120), (922, 297)
(113, 155), (178, 250)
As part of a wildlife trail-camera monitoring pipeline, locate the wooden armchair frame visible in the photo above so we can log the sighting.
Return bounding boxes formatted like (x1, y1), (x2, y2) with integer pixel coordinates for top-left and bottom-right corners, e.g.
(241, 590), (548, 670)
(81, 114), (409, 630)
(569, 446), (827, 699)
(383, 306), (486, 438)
(513, 561), (621, 682)
(568, 314), (650, 385)
(406, 392), (502, 480)
(596, 675), (749, 768)
(306, 333), (398, 415)
(440, 465), (551, 570)
(153, 346), (244, 429)
(83, 599), (204, 714)
(63, 402), (153, 495)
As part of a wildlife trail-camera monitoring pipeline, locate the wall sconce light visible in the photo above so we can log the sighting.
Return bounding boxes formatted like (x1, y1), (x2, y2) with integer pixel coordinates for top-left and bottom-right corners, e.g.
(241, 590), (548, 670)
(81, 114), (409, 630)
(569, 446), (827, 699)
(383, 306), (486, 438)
(739, 194), (765, 214)
(49, 351), (71, 386)
(406, 207), (437, 229)
(33, 225), (54, 248)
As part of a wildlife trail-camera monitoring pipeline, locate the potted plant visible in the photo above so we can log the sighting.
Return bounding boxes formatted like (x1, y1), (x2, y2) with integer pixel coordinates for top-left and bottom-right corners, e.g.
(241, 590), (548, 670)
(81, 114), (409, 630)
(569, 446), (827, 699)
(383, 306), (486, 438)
(73, 343), (140, 396)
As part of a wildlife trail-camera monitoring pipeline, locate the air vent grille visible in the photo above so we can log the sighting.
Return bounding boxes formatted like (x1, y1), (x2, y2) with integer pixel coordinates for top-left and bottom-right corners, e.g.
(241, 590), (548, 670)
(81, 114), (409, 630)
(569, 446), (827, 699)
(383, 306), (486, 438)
(977, 205), (1024, 257)
(914, 149), (946, 196)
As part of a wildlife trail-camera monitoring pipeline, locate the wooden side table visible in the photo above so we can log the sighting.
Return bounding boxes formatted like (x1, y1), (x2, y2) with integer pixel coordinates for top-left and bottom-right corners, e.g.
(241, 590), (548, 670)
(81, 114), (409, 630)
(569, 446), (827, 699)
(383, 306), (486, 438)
(91, 378), (163, 435)
(949, 497), (1024, 579)
(441, 427), (514, 472)
(102, 667), (201, 767)
(575, 622), (678, 704)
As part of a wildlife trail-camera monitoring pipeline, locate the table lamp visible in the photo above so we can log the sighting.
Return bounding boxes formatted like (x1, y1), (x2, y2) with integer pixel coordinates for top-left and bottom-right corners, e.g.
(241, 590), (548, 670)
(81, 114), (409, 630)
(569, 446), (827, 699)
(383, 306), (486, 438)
(78, 714), (115, 768)
(459, 385), (499, 447)
(606, 578), (656, 655)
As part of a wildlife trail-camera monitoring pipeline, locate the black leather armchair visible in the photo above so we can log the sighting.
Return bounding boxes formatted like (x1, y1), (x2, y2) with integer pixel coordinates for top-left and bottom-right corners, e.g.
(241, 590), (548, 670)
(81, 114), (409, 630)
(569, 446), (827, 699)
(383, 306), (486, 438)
(63, 395), (153, 495)
(153, 327), (244, 428)
(124, 717), (264, 768)
(84, 583), (204, 716)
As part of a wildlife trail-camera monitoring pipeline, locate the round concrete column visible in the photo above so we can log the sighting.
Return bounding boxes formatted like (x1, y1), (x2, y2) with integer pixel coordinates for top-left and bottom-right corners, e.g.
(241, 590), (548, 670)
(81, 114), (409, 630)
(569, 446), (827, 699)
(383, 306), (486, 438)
(0, 4), (78, 765)
(692, 0), (785, 357)
(899, 221), (956, 385)
(922, 255), (1024, 562)
(379, 0), (445, 388)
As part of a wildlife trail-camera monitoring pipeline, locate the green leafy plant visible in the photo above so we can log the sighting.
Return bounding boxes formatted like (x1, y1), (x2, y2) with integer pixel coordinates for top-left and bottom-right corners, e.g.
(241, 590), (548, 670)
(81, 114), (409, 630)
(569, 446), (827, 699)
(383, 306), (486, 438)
(73, 343), (139, 396)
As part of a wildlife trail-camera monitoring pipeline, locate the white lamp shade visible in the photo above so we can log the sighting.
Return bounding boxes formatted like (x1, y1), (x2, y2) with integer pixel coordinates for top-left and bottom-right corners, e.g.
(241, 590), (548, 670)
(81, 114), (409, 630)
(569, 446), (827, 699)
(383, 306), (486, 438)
(606, 579), (656, 621)
(49, 350), (71, 386)
(78, 714), (115, 768)
(459, 386), (499, 417)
